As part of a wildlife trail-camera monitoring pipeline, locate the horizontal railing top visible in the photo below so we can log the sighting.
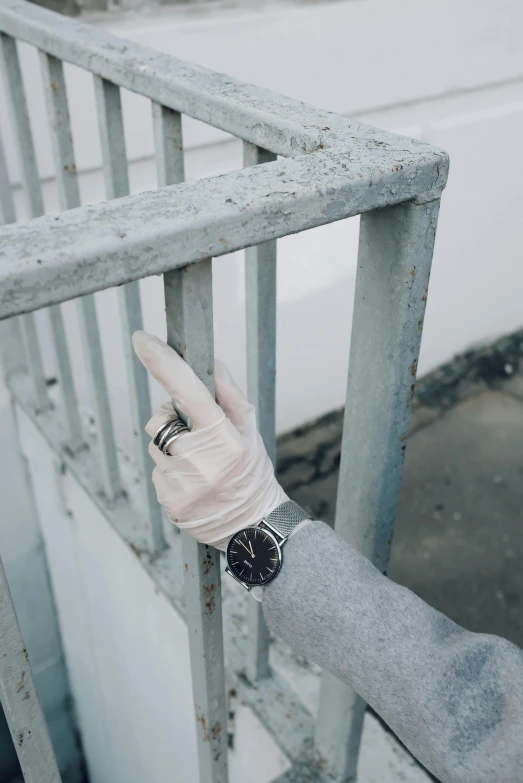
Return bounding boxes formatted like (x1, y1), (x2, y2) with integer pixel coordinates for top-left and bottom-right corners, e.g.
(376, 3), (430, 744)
(0, 144), (447, 319)
(1, 0), (444, 160)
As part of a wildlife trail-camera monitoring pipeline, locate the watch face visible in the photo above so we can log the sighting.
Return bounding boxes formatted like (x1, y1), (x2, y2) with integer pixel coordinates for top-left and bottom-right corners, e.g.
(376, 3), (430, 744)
(227, 527), (282, 586)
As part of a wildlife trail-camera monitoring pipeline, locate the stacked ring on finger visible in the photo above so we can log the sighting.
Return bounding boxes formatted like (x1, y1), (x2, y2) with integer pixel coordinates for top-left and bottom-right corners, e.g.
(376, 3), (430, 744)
(153, 416), (190, 455)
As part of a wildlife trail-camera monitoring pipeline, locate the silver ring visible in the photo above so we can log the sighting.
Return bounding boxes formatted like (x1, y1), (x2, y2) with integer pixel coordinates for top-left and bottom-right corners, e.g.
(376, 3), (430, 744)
(153, 416), (190, 455)
(158, 421), (187, 453)
(153, 415), (182, 446)
(162, 430), (189, 454)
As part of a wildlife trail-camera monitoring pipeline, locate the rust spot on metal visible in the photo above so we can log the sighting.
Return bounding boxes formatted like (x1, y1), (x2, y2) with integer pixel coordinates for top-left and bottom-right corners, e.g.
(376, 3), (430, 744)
(16, 671), (25, 693)
(211, 722), (222, 739)
(184, 562), (188, 572)
(202, 551), (213, 576)
(197, 714), (209, 742)
(410, 269), (416, 277)
(422, 294), (427, 302)
(285, 713), (291, 719)
(399, 432), (406, 443)
(204, 582), (216, 615)
(50, 82), (57, 92)
(406, 382), (416, 409)
(23, 649), (29, 662)
(411, 361), (417, 376)
(219, 238), (226, 244)
(17, 731), (24, 746)
(129, 542), (142, 559)
(418, 316), (424, 331)
(63, 163), (77, 174)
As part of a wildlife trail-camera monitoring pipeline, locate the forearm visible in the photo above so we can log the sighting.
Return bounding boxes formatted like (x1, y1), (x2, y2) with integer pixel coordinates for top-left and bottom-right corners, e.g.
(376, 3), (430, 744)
(262, 521), (523, 783)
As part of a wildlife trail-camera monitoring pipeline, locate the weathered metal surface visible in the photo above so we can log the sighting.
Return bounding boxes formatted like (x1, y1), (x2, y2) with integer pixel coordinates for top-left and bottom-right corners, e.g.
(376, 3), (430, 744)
(0, 0), (447, 321)
(93, 75), (130, 201)
(39, 50), (120, 493)
(94, 75), (165, 552)
(0, 131), (15, 225)
(0, 556), (62, 783)
(0, 32), (43, 217)
(0, 0), (447, 164)
(243, 141), (277, 684)
(0, 142), (447, 320)
(315, 198), (441, 780)
(77, 293), (122, 501)
(0, 31), (51, 411)
(164, 262), (228, 783)
(152, 102), (185, 188)
(39, 51), (83, 452)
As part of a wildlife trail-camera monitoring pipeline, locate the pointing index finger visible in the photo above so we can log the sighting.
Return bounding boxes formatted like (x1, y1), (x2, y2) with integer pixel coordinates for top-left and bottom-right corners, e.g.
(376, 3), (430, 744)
(132, 330), (223, 429)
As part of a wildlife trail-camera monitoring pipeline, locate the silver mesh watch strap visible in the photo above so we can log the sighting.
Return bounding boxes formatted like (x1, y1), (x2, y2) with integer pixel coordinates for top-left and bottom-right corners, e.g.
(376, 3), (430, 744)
(263, 500), (310, 539)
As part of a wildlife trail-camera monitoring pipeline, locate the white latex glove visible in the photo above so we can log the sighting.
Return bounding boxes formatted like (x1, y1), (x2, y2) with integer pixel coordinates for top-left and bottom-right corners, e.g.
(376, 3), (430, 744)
(132, 331), (289, 551)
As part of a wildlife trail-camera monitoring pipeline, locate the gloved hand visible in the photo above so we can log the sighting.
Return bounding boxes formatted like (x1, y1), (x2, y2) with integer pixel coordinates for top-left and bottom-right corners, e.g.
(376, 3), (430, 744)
(132, 331), (289, 551)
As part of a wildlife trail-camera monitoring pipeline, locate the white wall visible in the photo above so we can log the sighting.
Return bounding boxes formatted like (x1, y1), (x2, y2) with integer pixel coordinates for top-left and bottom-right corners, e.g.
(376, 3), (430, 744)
(1, 0), (523, 438)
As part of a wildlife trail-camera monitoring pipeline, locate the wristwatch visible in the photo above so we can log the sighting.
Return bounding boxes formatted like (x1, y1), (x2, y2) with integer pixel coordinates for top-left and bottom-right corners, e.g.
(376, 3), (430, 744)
(225, 500), (310, 591)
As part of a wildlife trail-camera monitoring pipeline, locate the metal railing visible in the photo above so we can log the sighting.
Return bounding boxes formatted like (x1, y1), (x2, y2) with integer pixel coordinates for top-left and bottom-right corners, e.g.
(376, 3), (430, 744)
(0, 0), (448, 780)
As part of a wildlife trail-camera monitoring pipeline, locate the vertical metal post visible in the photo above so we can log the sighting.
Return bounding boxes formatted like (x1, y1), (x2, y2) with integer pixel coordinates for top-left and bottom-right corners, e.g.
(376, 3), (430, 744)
(39, 51), (85, 453)
(154, 102), (227, 781)
(164, 262), (228, 783)
(152, 102), (185, 188)
(243, 141), (277, 683)
(0, 556), (62, 783)
(0, 132), (27, 391)
(39, 52), (120, 493)
(0, 32), (50, 413)
(0, 130), (15, 225)
(93, 76), (164, 549)
(315, 198), (441, 781)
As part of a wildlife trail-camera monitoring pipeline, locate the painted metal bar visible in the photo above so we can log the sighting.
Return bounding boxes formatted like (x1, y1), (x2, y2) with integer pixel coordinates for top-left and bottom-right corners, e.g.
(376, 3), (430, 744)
(0, 132), (27, 384)
(0, 129), (16, 224)
(0, 145), (447, 321)
(0, 32), (43, 218)
(0, 555), (62, 783)
(77, 293), (121, 501)
(0, 31), (50, 412)
(152, 102), (185, 188)
(164, 262), (228, 783)
(39, 51), (83, 452)
(38, 52), (120, 495)
(314, 198), (441, 781)
(93, 76), (129, 200)
(93, 75), (164, 551)
(0, 0), (450, 161)
(243, 141), (277, 683)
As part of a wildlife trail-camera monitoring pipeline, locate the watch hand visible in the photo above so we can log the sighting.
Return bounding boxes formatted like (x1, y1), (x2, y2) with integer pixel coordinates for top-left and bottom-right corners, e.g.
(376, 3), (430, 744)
(238, 540), (252, 556)
(248, 541), (255, 558)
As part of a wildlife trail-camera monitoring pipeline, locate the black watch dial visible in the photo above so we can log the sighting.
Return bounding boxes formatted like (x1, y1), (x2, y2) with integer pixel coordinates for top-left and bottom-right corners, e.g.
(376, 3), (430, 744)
(227, 527), (281, 586)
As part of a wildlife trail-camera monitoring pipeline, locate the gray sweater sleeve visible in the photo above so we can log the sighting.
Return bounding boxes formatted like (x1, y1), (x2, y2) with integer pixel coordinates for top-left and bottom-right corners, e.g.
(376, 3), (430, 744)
(262, 521), (523, 783)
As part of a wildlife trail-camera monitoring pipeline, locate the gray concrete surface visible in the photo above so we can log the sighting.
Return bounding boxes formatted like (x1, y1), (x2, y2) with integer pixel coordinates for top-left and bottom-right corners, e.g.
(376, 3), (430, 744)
(391, 390), (523, 650)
